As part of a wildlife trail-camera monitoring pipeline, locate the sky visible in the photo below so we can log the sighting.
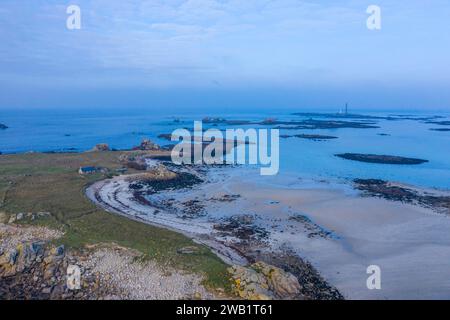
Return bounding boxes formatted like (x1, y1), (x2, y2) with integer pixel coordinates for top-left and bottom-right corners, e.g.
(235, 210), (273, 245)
(1, 0), (450, 111)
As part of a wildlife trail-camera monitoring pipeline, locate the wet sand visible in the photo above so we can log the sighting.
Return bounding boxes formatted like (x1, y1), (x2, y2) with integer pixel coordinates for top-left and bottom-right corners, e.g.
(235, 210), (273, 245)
(86, 165), (450, 299)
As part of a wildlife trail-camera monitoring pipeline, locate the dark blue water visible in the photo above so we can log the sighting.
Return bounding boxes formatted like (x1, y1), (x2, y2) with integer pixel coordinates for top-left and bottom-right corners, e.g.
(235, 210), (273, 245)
(1, 108), (449, 189)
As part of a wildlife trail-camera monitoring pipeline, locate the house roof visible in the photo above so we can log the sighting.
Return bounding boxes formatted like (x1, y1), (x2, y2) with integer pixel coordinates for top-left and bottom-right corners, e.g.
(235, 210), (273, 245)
(79, 166), (99, 172)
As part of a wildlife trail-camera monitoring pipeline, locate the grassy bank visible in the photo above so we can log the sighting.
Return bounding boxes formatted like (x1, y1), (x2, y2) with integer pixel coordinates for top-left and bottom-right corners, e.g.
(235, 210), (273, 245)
(0, 152), (230, 290)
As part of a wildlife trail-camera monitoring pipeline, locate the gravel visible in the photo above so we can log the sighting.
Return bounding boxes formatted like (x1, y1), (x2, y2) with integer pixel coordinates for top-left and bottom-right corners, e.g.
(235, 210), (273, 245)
(80, 248), (214, 300)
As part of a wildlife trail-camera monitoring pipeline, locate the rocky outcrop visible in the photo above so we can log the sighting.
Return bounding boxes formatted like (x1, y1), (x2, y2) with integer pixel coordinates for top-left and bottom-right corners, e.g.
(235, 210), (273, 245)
(0, 241), (47, 277)
(261, 118), (277, 125)
(7, 212), (51, 224)
(91, 143), (110, 152)
(0, 240), (122, 299)
(202, 117), (227, 124)
(0, 123), (8, 130)
(228, 261), (301, 300)
(128, 167), (200, 194)
(354, 179), (450, 214)
(0, 240), (72, 298)
(0, 222), (215, 300)
(133, 139), (160, 151)
(119, 153), (148, 171)
(143, 164), (177, 180)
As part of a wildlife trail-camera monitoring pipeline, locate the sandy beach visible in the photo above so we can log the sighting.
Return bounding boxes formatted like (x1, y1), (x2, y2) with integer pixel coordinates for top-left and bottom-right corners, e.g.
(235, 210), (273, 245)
(86, 162), (450, 300)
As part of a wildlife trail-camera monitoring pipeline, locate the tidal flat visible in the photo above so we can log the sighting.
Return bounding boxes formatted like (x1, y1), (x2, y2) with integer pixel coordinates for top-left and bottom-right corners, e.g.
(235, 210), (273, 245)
(87, 154), (450, 299)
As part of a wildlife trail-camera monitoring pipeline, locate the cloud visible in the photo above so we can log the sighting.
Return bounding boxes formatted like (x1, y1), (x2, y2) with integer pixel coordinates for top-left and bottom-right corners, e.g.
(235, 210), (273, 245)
(0, 0), (450, 95)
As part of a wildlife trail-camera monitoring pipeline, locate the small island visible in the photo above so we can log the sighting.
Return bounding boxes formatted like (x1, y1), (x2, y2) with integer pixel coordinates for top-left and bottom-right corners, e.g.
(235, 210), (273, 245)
(277, 134), (338, 141)
(425, 120), (450, 126)
(295, 134), (338, 141)
(335, 153), (428, 165)
(430, 128), (450, 132)
(0, 123), (8, 130)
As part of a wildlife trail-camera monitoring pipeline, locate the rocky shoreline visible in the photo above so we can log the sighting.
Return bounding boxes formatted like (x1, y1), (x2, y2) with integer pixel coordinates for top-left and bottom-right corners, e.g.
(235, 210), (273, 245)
(0, 223), (217, 300)
(354, 179), (450, 214)
(85, 159), (345, 300)
(4, 147), (450, 300)
(83, 149), (450, 299)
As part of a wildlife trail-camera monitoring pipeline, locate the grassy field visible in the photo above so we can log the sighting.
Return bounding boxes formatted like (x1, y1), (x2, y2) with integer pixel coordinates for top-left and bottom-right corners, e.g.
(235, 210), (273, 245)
(0, 151), (230, 291)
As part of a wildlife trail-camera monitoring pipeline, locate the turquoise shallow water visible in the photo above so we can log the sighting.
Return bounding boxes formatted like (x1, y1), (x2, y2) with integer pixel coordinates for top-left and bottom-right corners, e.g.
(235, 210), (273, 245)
(0, 108), (449, 189)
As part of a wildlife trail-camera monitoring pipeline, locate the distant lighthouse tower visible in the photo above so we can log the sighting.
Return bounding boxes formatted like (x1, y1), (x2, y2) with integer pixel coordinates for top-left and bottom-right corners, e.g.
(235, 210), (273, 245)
(345, 103), (348, 115)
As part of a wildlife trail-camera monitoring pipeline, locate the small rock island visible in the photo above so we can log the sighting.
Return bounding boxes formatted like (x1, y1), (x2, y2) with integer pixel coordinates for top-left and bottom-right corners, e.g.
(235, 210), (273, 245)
(335, 153), (428, 165)
(280, 134), (338, 140)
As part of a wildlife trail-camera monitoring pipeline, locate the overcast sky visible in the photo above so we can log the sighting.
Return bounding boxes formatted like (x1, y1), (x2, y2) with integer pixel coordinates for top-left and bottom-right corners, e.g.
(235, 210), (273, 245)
(1, 0), (450, 111)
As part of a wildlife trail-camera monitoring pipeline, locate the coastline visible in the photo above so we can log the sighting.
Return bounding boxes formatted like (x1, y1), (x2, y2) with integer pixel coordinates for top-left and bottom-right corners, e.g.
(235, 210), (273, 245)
(86, 161), (450, 299)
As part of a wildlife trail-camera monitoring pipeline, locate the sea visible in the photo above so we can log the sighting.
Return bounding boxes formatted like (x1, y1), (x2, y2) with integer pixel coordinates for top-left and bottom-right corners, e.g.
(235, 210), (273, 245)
(1, 107), (449, 190)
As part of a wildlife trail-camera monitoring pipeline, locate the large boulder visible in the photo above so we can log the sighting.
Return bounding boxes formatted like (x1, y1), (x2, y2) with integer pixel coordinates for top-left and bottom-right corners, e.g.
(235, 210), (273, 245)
(0, 241), (59, 278)
(252, 261), (301, 299)
(228, 265), (272, 300)
(228, 261), (301, 300)
(91, 143), (110, 152)
(133, 139), (160, 151)
(0, 212), (7, 224)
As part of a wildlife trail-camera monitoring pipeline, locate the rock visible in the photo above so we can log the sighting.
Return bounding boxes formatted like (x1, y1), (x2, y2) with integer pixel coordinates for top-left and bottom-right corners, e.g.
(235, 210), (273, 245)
(125, 160), (147, 171)
(261, 118), (277, 125)
(193, 292), (202, 300)
(8, 214), (16, 224)
(202, 117), (227, 124)
(51, 285), (65, 297)
(177, 246), (199, 255)
(0, 241), (45, 277)
(8, 249), (19, 265)
(233, 214), (254, 225)
(0, 252), (8, 265)
(354, 179), (450, 213)
(133, 139), (160, 151)
(91, 143), (110, 152)
(0, 211), (7, 223)
(228, 265), (272, 300)
(42, 287), (53, 294)
(228, 262), (301, 300)
(53, 245), (65, 256)
(37, 212), (51, 218)
(0, 123), (8, 130)
(252, 262), (301, 299)
(16, 212), (24, 221)
(43, 265), (56, 280)
(22, 244), (36, 267)
(30, 242), (45, 260)
(41, 245), (65, 269)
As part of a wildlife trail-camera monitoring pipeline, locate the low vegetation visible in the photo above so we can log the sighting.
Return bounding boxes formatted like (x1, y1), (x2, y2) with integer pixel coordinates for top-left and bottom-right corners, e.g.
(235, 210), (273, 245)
(0, 152), (230, 291)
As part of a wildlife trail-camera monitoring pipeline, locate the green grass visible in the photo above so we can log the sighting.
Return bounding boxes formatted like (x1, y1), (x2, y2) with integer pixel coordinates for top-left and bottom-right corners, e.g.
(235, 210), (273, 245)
(0, 152), (230, 291)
